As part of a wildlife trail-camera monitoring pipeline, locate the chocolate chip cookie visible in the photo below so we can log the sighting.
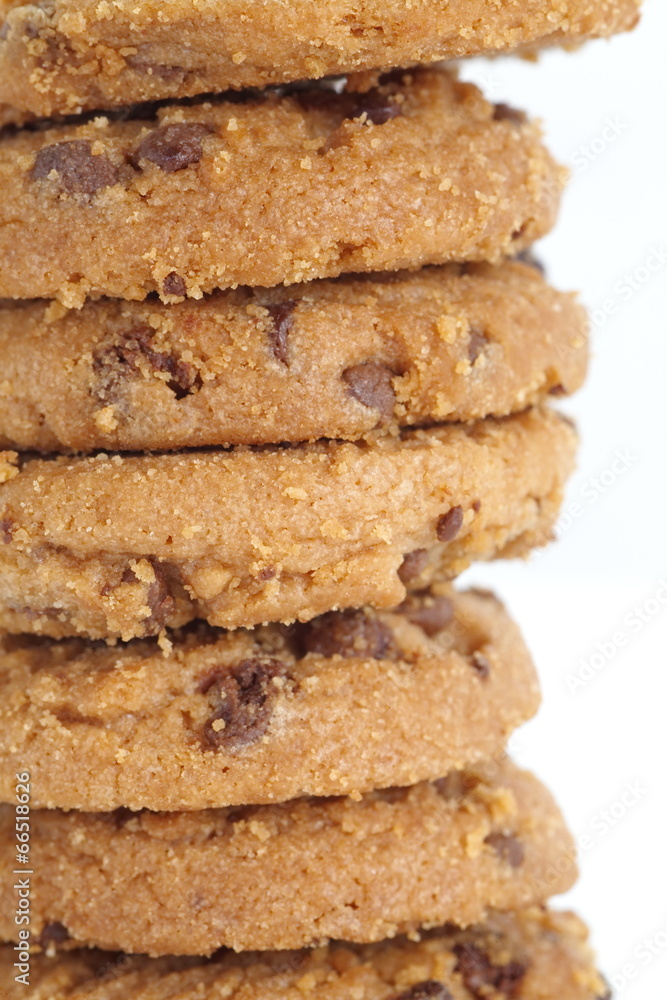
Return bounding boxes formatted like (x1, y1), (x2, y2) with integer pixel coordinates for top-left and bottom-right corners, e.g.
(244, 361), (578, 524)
(0, 585), (540, 812)
(0, 759), (577, 955)
(1, 908), (610, 999)
(0, 408), (576, 640)
(0, 69), (564, 306)
(0, 260), (587, 453)
(0, 0), (641, 117)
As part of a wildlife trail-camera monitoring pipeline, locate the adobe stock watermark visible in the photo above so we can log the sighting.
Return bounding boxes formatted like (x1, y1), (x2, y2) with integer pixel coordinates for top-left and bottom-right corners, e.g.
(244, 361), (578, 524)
(591, 246), (667, 331)
(571, 116), (628, 172)
(13, 771), (31, 987)
(610, 917), (667, 993)
(529, 780), (648, 895)
(555, 447), (639, 540)
(565, 580), (667, 695)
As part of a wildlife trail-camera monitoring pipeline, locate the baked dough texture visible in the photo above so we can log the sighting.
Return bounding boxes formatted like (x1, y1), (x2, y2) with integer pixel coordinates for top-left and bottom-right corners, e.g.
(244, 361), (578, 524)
(0, 69), (565, 306)
(0, 408), (577, 640)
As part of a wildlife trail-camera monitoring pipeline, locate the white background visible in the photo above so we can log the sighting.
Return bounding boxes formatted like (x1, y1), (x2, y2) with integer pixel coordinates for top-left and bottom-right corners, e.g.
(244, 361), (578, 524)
(457, 3), (667, 996)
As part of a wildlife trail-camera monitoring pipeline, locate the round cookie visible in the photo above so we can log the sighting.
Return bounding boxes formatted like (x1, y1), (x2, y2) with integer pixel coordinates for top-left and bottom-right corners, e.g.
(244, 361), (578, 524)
(0, 0), (641, 117)
(0, 759), (577, 955)
(0, 407), (577, 640)
(0, 68), (564, 306)
(0, 260), (588, 453)
(0, 585), (540, 812)
(1, 909), (610, 1000)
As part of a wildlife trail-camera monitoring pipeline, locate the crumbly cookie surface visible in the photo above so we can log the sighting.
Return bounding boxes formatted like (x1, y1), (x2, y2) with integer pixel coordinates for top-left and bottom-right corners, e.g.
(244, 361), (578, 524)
(0, 408), (576, 640)
(0, 260), (587, 453)
(0, 69), (564, 306)
(1, 908), (610, 999)
(0, 0), (641, 117)
(0, 760), (577, 955)
(0, 585), (540, 812)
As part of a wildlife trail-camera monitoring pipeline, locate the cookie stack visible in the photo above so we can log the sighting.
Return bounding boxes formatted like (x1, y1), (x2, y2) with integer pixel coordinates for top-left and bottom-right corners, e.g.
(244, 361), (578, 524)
(0, 2), (639, 997)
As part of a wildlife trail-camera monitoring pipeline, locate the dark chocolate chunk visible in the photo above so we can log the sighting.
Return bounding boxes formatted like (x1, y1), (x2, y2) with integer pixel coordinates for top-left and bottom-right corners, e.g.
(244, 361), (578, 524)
(470, 651), (491, 679)
(133, 122), (212, 172)
(454, 943), (526, 999)
(0, 515), (14, 544)
(120, 559), (175, 634)
(37, 922), (70, 949)
(398, 549), (429, 584)
(349, 90), (402, 125)
(484, 832), (525, 867)
(266, 301), (297, 366)
(144, 561), (176, 632)
(395, 982), (453, 1000)
(93, 325), (202, 401)
(125, 55), (185, 81)
(343, 362), (396, 419)
(434, 771), (481, 801)
(163, 272), (187, 297)
(493, 103), (528, 125)
(300, 609), (394, 660)
(30, 141), (119, 195)
(202, 658), (288, 752)
(436, 506), (464, 542)
(400, 594), (455, 637)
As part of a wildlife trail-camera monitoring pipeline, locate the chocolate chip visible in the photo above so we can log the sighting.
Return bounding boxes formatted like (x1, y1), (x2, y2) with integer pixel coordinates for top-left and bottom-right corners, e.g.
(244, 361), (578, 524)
(398, 549), (429, 584)
(434, 771), (480, 801)
(93, 326), (202, 402)
(493, 103), (527, 125)
(468, 330), (488, 364)
(0, 515), (14, 544)
(484, 832), (524, 867)
(343, 362), (396, 419)
(549, 383), (567, 397)
(202, 658), (289, 752)
(470, 651), (491, 679)
(112, 806), (135, 828)
(163, 272), (186, 297)
(300, 609), (394, 660)
(266, 301), (296, 366)
(120, 559), (175, 634)
(349, 90), (401, 125)
(436, 506), (464, 542)
(472, 500), (481, 513)
(395, 983), (453, 1000)
(37, 922), (70, 949)
(125, 55), (185, 80)
(400, 594), (455, 638)
(133, 123), (212, 172)
(453, 943), (526, 999)
(31, 141), (119, 195)
(511, 223), (529, 241)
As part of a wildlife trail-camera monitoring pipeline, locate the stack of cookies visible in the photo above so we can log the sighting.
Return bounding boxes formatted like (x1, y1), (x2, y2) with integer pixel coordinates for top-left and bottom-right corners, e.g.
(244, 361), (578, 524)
(0, 2), (639, 997)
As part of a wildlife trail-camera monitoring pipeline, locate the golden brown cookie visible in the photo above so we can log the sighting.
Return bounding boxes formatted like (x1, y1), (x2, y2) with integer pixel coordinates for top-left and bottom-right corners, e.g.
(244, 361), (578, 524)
(0, 585), (540, 812)
(1, 909), (610, 999)
(0, 69), (564, 306)
(0, 408), (576, 640)
(0, 260), (587, 453)
(0, 760), (577, 955)
(0, 0), (641, 117)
